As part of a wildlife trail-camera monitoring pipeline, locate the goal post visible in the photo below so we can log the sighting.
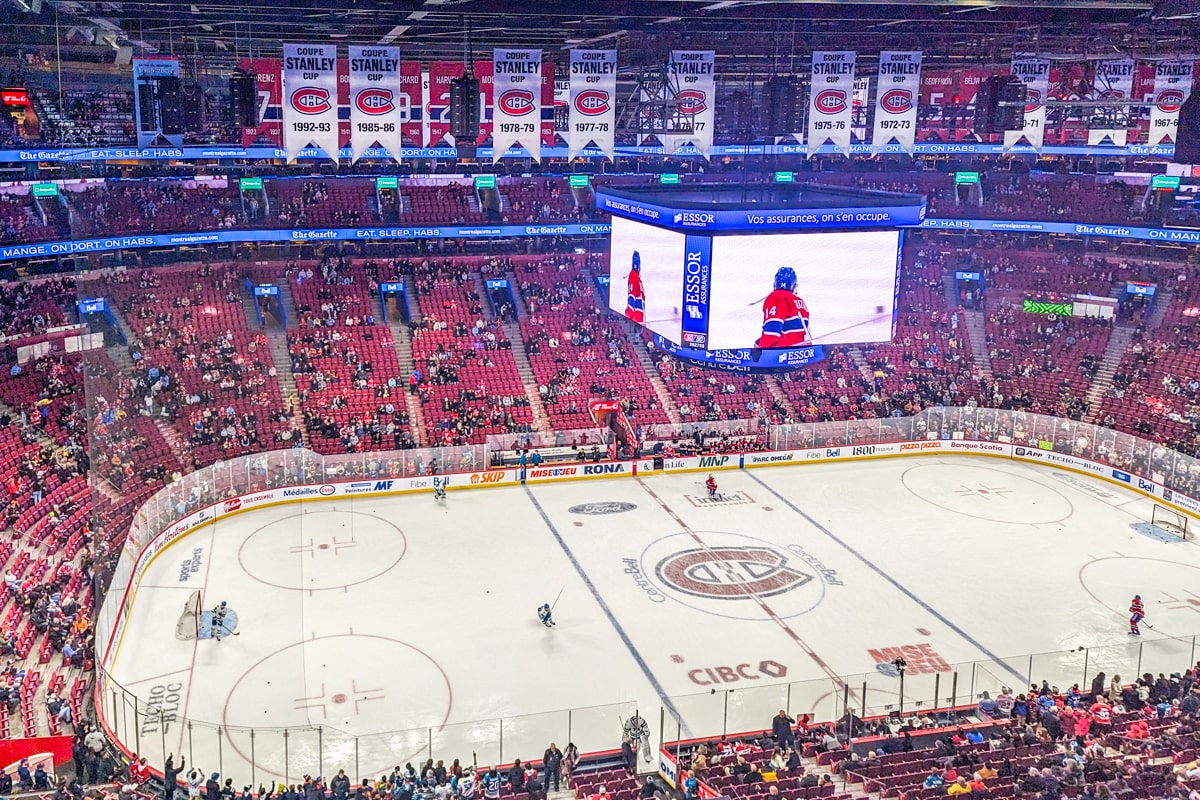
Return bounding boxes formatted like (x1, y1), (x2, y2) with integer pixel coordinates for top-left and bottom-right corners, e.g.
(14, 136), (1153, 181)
(175, 589), (202, 640)
(1151, 504), (1190, 540)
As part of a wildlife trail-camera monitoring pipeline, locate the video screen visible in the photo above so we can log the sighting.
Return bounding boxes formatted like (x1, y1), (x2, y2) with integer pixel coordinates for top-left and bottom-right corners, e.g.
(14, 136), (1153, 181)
(607, 216), (686, 345)
(706, 230), (900, 350)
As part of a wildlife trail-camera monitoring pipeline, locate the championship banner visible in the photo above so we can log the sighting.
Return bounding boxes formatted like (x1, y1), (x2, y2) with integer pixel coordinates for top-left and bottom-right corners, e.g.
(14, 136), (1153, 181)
(872, 51), (921, 155)
(1088, 59), (1135, 146)
(554, 76), (570, 143)
(492, 48), (542, 162)
(1003, 57), (1051, 151)
(1149, 61), (1194, 145)
(132, 56), (180, 148)
(807, 51), (856, 156)
(348, 46), (403, 163)
(398, 62), (422, 151)
(568, 49), (617, 160)
(663, 50), (715, 158)
(282, 44), (339, 162)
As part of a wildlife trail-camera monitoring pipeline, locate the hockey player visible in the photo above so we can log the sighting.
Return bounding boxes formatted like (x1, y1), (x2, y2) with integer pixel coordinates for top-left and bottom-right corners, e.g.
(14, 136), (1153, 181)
(433, 476), (447, 501)
(625, 251), (646, 324)
(705, 474), (718, 498)
(1129, 594), (1145, 635)
(537, 604), (555, 628)
(210, 601), (229, 641)
(756, 267), (810, 349)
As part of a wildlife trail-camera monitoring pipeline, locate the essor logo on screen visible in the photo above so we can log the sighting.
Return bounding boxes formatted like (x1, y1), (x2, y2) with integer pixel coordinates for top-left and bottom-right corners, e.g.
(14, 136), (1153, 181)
(1156, 89), (1185, 113)
(675, 90), (708, 114)
(291, 87), (332, 114)
(355, 88), (395, 115)
(673, 212), (715, 226)
(879, 89), (913, 113)
(498, 90), (535, 115)
(574, 90), (610, 116)
(814, 89), (848, 114)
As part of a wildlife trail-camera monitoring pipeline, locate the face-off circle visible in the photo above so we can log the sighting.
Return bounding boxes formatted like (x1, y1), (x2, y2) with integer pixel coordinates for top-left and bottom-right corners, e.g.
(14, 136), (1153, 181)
(223, 633), (452, 777)
(638, 531), (826, 620)
(237, 509), (407, 591)
(900, 463), (1073, 524)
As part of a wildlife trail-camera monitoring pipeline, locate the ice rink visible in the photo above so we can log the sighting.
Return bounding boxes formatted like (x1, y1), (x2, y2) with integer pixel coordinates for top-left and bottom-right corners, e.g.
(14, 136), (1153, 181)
(105, 455), (1200, 786)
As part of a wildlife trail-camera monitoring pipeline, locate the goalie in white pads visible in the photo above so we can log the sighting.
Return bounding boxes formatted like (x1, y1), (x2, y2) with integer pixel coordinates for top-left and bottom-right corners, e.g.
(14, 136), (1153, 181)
(537, 604), (555, 628)
(210, 601), (237, 641)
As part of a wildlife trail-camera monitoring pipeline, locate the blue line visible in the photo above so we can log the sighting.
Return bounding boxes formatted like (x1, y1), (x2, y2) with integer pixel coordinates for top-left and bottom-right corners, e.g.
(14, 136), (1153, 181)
(745, 472), (1028, 687)
(523, 486), (691, 736)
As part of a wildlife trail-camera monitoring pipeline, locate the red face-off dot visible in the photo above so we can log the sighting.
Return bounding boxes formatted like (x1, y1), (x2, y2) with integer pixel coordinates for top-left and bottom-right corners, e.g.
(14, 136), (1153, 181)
(319, 544), (331, 550)
(332, 693), (347, 704)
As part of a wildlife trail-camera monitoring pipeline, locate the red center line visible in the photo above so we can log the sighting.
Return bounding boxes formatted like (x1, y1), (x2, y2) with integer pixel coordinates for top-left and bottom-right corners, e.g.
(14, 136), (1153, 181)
(635, 478), (848, 692)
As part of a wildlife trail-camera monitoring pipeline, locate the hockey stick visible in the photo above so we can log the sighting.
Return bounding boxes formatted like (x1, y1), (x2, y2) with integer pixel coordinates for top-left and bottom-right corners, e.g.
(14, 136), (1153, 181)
(550, 585), (566, 613)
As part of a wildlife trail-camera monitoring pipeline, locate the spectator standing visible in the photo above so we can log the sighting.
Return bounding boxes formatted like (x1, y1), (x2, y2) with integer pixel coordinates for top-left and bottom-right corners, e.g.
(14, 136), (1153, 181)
(163, 754), (186, 800)
(771, 710), (796, 748)
(543, 743), (563, 792)
(621, 736), (636, 775)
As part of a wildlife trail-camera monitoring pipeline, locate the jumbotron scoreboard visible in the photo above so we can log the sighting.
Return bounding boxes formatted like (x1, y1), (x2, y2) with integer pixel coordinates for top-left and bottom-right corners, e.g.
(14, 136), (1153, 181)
(597, 182), (926, 371)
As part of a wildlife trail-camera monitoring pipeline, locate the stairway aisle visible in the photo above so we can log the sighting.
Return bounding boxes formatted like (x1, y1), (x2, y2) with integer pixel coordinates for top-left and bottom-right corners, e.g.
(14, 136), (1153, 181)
(501, 320), (553, 434)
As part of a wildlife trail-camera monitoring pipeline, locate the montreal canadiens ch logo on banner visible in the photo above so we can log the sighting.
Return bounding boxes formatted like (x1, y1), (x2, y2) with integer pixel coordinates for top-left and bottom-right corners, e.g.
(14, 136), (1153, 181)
(355, 88), (395, 115)
(1024, 88), (1043, 113)
(498, 89), (535, 116)
(675, 90), (708, 114)
(879, 89), (913, 114)
(574, 90), (610, 116)
(1156, 89), (1185, 113)
(814, 89), (848, 114)
(291, 87), (331, 115)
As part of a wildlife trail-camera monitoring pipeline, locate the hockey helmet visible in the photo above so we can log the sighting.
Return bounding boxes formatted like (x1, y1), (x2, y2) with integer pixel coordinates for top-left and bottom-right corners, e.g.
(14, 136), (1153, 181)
(774, 267), (797, 292)
(631, 251), (641, 272)
(220, 601), (227, 607)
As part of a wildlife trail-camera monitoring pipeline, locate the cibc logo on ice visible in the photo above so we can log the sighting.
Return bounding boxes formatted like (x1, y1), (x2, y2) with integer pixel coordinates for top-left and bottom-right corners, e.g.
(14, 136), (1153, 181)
(631, 531), (833, 620)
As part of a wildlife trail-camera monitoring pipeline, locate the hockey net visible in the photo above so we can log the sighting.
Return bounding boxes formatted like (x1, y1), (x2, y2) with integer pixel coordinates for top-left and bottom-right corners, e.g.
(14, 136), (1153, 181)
(1151, 504), (1190, 540)
(175, 589), (202, 640)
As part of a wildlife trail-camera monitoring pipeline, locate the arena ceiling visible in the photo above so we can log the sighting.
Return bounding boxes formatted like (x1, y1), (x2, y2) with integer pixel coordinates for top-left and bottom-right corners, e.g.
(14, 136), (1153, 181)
(2, 0), (1197, 74)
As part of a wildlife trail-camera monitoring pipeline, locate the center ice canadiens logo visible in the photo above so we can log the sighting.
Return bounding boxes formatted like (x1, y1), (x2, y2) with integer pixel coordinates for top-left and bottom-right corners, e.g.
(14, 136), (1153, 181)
(498, 90), (535, 116)
(291, 87), (332, 115)
(657, 546), (811, 598)
(637, 531), (829, 620)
